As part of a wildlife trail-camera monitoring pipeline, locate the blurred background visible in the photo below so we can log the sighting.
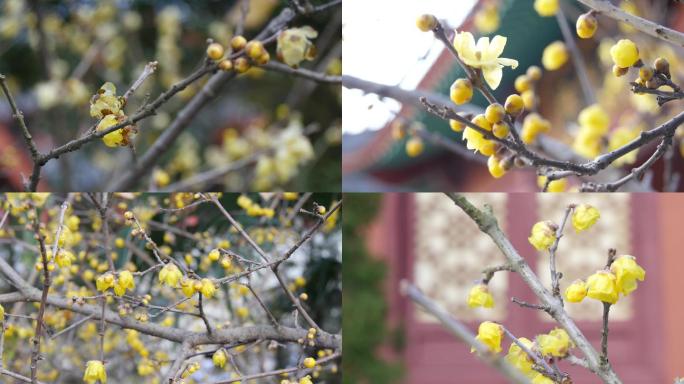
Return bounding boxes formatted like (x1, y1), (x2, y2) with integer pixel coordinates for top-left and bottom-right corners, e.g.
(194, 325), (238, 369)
(342, 0), (684, 192)
(343, 192), (684, 383)
(0, 0), (341, 191)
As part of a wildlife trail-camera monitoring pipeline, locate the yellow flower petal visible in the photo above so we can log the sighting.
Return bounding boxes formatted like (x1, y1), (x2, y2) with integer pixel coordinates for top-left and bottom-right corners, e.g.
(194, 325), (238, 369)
(468, 284), (494, 308)
(586, 270), (619, 304)
(483, 65), (503, 90)
(486, 35), (507, 60)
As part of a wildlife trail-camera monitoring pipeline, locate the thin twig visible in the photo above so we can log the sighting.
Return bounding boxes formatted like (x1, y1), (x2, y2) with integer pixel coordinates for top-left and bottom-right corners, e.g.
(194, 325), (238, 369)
(548, 205), (574, 303)
(581, 134), (674, 192)
(481, 263), (515, 284)
(601, 302), (611, 367)
(511, 297), (552, 314)
(263, 62), (342, 84)
(246, 284), (280, 327)
(212, 351), (341, 384)
(198, 293), (213, 335)
(502, 326), (558, 381)
(30, 224), (50, 383)
(122, 61), (158, 101)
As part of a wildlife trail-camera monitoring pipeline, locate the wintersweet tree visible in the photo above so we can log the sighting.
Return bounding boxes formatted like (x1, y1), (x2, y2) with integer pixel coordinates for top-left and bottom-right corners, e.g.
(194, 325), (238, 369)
(0, 0), (341, 192)
(401, 193), (654, 384)
(0, 192), (342, 383)
(343, 0), (684, 192)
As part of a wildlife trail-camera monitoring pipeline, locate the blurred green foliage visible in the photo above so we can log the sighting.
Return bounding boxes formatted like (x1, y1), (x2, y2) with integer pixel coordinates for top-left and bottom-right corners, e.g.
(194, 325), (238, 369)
(342, 194), (403, 384)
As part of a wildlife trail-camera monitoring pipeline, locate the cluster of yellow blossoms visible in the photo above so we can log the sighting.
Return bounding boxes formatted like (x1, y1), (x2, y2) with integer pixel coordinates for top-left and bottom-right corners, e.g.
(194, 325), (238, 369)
(465, 203), (646, 382)
(473, 321), (574, 383)
(90, 82), (136, 148)
(527, 204), (646, 304)
(95, 270), (135, 297)
(0, 193), (341, 383)
(237, 194), (275, 217)
(565, 255), (645, 304)
(83, 360), (107, 383)
(528, 203), (600, 251)
(205, 25), (317, 74)
(206, 35), (270, 74)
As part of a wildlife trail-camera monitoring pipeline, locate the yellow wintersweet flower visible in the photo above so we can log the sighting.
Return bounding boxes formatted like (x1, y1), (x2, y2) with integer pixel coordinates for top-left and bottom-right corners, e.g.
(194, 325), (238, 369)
(212, 349), (227, 368)
(537, 176), (567, 192)
(283, 192), (299, 201)
(537, 328), (573, 357)
(468, 284), (494, 308)
(96, 114), (126, 148)
(572, 204), (600, 232)
(578, 104), (610, 135)
(55, 250), (76, 268)
(521, 113), (551, 144)
(83, 360), (107, 383)
(586, 270), (619, 304)
(0, 303), (4, 319)
(114, 270), (135, 296)
(463, 114), (492, 153)
(236, 306), (250, 319)
(159, 264), (182, 288)
(452, 31), (518, 90)
(208, 249), (221, 262)
(180, 278), (198, 297)
(277, 26), (318, 68)
(573, 127), (602, 159)
(303, 357), (316, 369)
(610, 255), (645, 296)
(504, 337), (534, 374)
(609, 127), (640, 166)
(89, 82), (122, 119)
(66, 215), (80, 231)
(541, 41), (568, 70)
(405, 136), (424, 157)
(472, 321), (503, 353)
(534, 0), (559, 17)
(96, 273), (115, 292)
(200, 278), (216, 298)
(610, 39), (640, 68)
(474, 3), (500, 34)
(528, 221), (556, 251)
(137, 359), (155, 376)
(564, 279), (588, 303)
(487, 156), (506, 179)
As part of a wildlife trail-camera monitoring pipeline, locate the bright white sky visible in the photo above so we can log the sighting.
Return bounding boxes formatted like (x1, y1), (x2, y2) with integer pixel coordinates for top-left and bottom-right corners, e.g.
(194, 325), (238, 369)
(342, 0), (477, 135)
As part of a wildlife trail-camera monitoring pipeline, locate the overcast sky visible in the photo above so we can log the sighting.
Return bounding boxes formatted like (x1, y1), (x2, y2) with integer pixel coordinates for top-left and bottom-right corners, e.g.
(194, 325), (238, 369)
(342, 0), (477, 135)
